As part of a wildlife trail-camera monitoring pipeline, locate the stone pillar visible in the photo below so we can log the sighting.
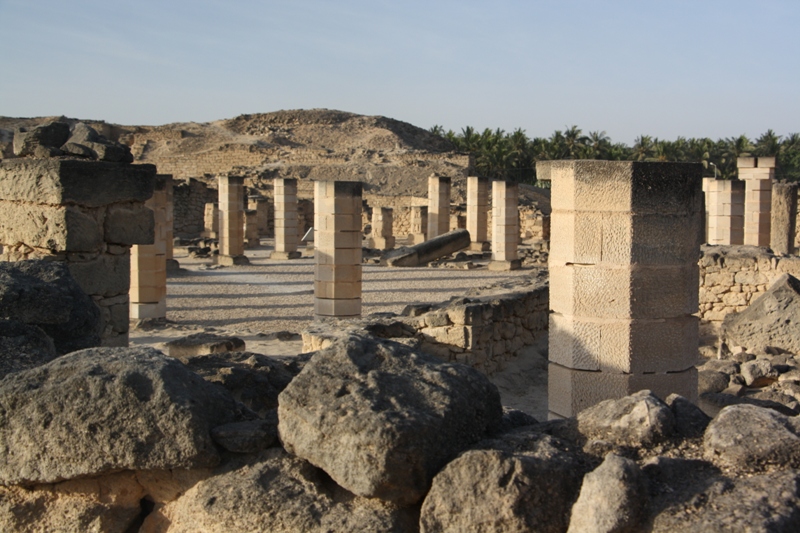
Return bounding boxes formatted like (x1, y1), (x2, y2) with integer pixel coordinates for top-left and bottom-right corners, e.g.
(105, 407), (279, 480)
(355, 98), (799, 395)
(163, 175), (179, 271)
(427, 175), (451, 240)
(539, 160), (701, 419)
(706, 179), (744, 245)
(202, 202), (218, 239)
(273, 178), (301, 260)
(130, 175), (168, 320)
(467, 176), (490, 251)
(314, 180), (362, 317)
(739, 156), (775, 246)
(217, 175), (249, 265)
(409, 206), (428, 244)
(0, 159), (156, 347)
(771, 181), (799, 255)
(489, 180), (520, 271)
(369, 207), (395, 250)
(244, 209), (260, 248)
(249, 196), (270, 236)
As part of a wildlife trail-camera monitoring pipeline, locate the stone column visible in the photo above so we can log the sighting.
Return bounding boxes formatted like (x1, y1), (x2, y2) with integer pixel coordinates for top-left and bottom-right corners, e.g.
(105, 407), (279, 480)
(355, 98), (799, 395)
(427, 175), (451, 240)
(163, 175), (179, 271)
(489, 180), (520, 271)
(273, 178), (301, 260)
(245, 209), (259, 248)
(202, 202), (218, 239)
(314, 180), (362, 317)
(217, 175), (249, 265)
(0, 159), (156, 347)
(130, 175), (168, 320)
(771, 181), (799, 255)
(706, 179), (744, 245)
(370, 207), (395, 250)
(409, 206), (428, 244)
(739, 156), (775, 246)
(539, 160), (701, 419)
(467, 176), (490, 251)
(249, 196), (270, 236)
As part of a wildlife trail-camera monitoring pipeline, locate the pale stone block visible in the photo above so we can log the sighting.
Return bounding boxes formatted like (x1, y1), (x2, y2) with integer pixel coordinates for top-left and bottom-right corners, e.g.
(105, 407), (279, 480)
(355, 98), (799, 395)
(314, 297), (361, 317)
(370, 236), (395, 250)
(130, 298), (167, 320)
(314, 264), (362, 283)
(129, 285), (167, 303)
(315, 230), (361, 249)
(315, 213), (359, 232)
(488, 259), (521, 271)
(737, 157), (756, 168)
(548, 364), (698, 418)
(314, 281), (362, 299)
(757, 156), (776, 168)
(316, 247), (362, 265)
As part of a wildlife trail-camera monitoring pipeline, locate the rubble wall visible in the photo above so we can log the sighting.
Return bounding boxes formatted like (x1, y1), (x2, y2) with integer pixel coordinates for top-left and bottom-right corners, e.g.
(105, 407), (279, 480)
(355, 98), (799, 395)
(173, 178), (216, 237)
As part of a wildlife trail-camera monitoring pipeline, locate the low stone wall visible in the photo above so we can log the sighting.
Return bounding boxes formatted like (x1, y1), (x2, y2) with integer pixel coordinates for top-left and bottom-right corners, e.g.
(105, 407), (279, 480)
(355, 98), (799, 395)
(173, 178), (216, 237)
(699, 245), (800, 323)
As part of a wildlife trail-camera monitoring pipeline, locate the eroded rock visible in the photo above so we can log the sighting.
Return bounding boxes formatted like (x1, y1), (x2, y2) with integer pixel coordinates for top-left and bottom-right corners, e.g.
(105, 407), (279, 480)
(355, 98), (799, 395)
(577, 390), (675, 447)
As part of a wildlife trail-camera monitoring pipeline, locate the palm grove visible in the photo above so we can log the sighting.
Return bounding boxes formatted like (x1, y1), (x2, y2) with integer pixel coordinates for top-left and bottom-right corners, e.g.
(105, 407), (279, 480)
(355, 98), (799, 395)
(429, 125), (800, 185)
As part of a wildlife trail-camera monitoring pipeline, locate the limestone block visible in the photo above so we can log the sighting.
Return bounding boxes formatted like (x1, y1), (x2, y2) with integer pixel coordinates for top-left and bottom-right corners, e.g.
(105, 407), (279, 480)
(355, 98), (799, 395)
(130, 299), (167, 320)
(315, 214), (360, 232)
(130, 285), (167, 303)
(0, 159), (156, 207)
(548, 364), (698, 418)
(371, 236), (395, 250)
(314, 264), (362, 282)
(0, 203), (103, 252)
(314, 298), (361, 317)
(314, 281), (362, 299)
(68, 253), (131, 297)
(488, 259), (521, 271)
(737, 157), (756, 168)
(315, 248), (362, 265)
(549, 314), (698, 373)
(316, 230), (361, 249)
(104, 204), (155, 245)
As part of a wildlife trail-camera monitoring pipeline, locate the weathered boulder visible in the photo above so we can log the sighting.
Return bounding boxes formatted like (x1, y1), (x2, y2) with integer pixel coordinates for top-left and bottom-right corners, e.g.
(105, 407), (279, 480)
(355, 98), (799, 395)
(721, 273), (800, 356)
(697, 369), (730, 394)
(166, 333), (246, 358)
(741, 359), (779, 387)
(577, 390), (675, 446)
(179, 351), (303, 418)
(703, 404), (800, 471)
(421, 429), (584, 533)
(143, 448), (419, 533)
(0, 346), (240, 485)
(0, 260), (101, 354)
(665, 393), (711, 438)
(210, 413), (279, 454)
(13, 121), (70, 157)
(567, 453), (648, 533)
(0, 319), (57, 379)
(278, 334), (503, 505)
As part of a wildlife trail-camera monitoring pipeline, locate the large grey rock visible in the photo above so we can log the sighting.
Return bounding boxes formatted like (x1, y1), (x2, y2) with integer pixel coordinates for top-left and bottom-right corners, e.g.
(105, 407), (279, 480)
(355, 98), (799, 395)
(278, 334), (502, 505)
(704, 404), (800, 471)
(13, 121), (70, 157)
(665, 393), (710, 438)
(0, 260), (101, 354)
(421, 429), (583, 533)
(567, 453), (648, 533)
(144, 448), (419, 533)
(0, 319), (57, 379)
(741, 359), (779, 387)
(721, 273), (800, 356)
(0, 346), (240, 485)
(577, 390), (675, 446)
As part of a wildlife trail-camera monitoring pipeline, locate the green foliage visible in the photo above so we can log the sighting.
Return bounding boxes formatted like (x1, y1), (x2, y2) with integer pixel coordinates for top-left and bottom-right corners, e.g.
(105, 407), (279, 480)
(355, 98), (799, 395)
(428, 125), (800, 185)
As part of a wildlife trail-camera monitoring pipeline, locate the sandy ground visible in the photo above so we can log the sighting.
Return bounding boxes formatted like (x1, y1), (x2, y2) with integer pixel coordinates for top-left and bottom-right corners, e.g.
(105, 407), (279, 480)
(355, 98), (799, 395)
(130, 240), (550, 418)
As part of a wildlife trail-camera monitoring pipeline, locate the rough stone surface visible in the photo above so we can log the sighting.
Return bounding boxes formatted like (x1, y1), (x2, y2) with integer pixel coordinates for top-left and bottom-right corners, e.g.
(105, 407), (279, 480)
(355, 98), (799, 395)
(13, 121), (70, 157)
(166, 333), (246, 358)
(698, 369), (730, 394)
(0, 346), (240, 485)
(577, 390), (675, 446)
(703, 404), (800, 471)
(665, 393), (711, 438)
(721, 273), (800, 356)
(421, 428), (584, 533)
(144, 448), (418, 533)
(0, 319), (57, 379)
(278, 334), (503, 505)
(741, 358), (779, 387)
(0, 260), (101, 354)
(210, 414), (279, 453)
(567, 453), (648, 533)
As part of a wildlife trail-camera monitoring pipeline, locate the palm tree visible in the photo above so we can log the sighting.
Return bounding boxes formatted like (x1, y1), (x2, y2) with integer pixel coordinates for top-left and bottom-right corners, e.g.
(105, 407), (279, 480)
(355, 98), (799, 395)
(754, 130), (781, 157)
(632, 135), (655, 161)
(586, 131), (611, 159)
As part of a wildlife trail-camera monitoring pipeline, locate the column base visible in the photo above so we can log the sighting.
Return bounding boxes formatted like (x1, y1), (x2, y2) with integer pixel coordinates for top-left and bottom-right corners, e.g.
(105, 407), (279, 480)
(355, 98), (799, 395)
(270, 251), (302, 260)
(488, 259), (521, 271)
(130, 299), (167, 320)
(314, 297), (361, 317)
(469, 241), (491, 252)
(217, 254), (250, 266)
(408, 233), (426, 245)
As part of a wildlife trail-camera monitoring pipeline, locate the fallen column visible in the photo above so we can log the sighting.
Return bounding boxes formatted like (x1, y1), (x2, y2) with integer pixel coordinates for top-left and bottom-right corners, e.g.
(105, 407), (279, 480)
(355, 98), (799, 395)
(314, 180), (363, 317)
(382, 228), (471, 267)
(489, 180), (521, 271)
(539, 160), (701, 419)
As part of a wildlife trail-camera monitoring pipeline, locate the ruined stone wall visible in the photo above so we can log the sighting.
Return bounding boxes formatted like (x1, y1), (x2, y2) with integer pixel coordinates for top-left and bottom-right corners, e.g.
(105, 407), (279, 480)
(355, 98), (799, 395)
(0, 159), (156, 346)
(699, 245), (800, 323)
(134, 144), (270, 179)
(173, 178), (217, 237)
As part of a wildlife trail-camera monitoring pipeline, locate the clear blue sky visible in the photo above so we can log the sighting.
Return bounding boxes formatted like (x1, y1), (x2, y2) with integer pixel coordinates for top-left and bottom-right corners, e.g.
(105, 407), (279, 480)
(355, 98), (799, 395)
(1, 0), (798, 144)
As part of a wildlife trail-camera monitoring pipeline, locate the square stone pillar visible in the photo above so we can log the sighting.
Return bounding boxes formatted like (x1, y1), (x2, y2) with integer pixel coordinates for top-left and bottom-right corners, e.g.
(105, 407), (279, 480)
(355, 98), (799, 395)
(369, 207), (395, 250)
(489, 180), (520, 271)
(244, 209), (260, 248)
(249, 196), (270, 236)
(217, 175), (249, 265)
(314, 181), (363, 317)
(409, 206), (428, 244)
(539, 160), (701, 419)
(130, 175), (168, 320)
(739, 156), (775, 246)
(771, 181), (799, 255)
(427, 175), (451, 240)
(162, 175), (174, 261)
(706, 179), (744, 245)
(467, 176), (490, 251)
(273, 178), (301, 260)
(202, 202), (218, 239)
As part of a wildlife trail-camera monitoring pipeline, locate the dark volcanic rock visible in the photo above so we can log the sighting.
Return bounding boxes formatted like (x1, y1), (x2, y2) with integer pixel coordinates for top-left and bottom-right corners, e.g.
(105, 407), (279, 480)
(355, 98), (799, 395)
(0, 319), (57, 379)
(13, 121), (70, 157)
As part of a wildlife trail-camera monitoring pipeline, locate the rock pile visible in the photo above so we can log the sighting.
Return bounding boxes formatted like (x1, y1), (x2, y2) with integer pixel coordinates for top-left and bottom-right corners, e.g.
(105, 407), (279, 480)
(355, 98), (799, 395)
(10, 121), (133, 162)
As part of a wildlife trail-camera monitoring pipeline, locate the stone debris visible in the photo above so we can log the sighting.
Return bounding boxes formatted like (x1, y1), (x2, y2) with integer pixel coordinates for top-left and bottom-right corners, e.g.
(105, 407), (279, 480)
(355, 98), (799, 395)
(12, 121), (133, 162)
(165, 332), (246, 358)
(381, 228), (471, 267)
